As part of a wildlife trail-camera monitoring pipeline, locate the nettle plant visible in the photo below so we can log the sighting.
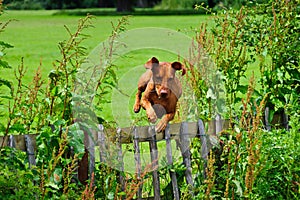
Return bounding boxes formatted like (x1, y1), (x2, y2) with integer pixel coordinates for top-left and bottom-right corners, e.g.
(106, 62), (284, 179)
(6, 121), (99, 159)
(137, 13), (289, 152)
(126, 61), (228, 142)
(191, 0), (299, 122)
(185, 5), (254, 122)
(0, 2), (13, 130)
(0, 10), (137, 198)
(0, 14), (93, 199)
(186, 0), (300, 199)
(242, 0), (300, 122)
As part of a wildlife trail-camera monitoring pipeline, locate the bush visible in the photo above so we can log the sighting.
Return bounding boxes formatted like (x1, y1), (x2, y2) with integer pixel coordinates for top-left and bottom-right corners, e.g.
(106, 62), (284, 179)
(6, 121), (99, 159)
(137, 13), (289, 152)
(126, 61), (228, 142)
(0, 0), (299, 199)
(5, 0), (43, 10)
(185, 0), (300, 199)
(0, 147), (40, 199)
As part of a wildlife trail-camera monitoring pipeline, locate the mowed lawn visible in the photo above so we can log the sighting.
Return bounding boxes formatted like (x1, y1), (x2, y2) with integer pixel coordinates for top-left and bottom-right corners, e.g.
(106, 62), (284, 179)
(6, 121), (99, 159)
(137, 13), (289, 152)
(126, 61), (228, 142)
(0, 10), (211, 127)
(1, 10), (209, 81)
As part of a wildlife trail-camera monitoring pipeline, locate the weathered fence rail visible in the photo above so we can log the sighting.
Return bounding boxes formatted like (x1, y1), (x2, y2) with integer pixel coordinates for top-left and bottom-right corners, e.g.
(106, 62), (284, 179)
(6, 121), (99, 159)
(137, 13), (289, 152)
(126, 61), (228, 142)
(0, 107), (290, 199)
(0, 119), (226, 199)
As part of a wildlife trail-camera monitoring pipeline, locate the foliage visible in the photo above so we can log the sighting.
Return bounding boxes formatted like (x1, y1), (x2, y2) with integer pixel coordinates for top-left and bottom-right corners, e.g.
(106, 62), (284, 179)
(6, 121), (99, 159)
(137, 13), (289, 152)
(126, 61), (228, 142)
(2, 0), (261, 10)
(0, 147), (40, 199)
(184, 0), (300, 199)
(0, 6), (124, 199)
(156, 0), (204, 9)
(156, 0), (263, 10)
(0, 0), (13, 119)
(4, 0), (43, 10)
(0, 0), (299, 199)
(3, 0), (99, 10)
(242, 0), (300, 113)
(185, 6), (253, 121)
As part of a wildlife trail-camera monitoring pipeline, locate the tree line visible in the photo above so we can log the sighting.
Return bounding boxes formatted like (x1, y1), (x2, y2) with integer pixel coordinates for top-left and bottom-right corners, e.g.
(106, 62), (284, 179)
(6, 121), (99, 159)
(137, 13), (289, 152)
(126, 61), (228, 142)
(3, 0), (265, 11)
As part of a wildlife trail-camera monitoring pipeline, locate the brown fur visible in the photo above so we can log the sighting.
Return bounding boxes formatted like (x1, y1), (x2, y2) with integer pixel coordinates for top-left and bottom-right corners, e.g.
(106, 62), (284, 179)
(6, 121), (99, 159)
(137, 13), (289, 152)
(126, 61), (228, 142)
(133, 57), (186, 132)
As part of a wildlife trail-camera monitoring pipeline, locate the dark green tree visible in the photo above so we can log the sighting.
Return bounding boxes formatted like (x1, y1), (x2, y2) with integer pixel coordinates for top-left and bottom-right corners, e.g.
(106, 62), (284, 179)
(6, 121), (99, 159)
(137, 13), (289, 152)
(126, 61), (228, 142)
(116, 0), (135, 12)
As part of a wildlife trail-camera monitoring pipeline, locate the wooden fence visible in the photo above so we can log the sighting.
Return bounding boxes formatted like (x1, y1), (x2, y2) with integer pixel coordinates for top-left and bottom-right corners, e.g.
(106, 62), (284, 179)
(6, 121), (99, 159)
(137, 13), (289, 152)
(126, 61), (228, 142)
(0, 118), (226, 199)
(0, 107), (290, 199)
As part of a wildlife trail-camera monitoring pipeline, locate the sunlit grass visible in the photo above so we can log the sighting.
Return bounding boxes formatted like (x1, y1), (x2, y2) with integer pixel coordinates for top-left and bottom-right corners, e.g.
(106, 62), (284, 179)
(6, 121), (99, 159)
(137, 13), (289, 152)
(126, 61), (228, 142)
(0, 10), (211, 125)
(1, 10), (209, 82)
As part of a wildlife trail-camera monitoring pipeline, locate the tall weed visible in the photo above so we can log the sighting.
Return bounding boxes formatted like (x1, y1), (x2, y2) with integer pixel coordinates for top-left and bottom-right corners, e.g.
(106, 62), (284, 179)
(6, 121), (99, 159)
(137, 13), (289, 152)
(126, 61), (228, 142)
(186, 1), (300, 199)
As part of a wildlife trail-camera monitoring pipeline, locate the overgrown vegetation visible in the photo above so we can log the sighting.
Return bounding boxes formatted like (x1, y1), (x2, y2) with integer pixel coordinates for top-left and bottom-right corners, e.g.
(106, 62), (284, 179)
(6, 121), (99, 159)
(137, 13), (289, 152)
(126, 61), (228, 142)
(184, 0), (300, 199)
(0, 0), (299, 199)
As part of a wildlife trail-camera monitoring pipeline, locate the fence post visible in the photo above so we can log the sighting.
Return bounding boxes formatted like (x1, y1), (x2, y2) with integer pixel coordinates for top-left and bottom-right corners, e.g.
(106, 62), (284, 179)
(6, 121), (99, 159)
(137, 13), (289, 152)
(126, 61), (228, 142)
(88, 129), (95, 183)
(148, 126), (161, 200)
(78, 129), (89, 184)
(117, 128), (125, 199)
(25, 135), (36, 168)
(215, 113), (222, 135)
(179, 122), (194, 188)
(97, 124), (106, 162)
(133, 126), (143, 200)
(8, 135), (15, 148)
(198, 119), (208, 179)
(282, 109), (289, 131)
(264, 107), (271, 131)
(165, 124), (180, 200)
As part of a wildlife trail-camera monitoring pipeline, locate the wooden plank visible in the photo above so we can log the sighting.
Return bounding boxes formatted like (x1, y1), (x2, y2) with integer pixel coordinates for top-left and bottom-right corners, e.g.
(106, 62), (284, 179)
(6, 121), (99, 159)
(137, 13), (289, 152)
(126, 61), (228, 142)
(78, 130), (90, 184)
(0, 121), (205, 148)
(197, 120), (208, 159)
(265, 107), (271, 131)
(165, 124), (180, 200)
(97, 124), (106, 162)
(133, 126), (143, 200)
(0, 134), (38, 151)
(78, 149), (89, 184)
(88, 129), (95, 183)
(215, 113), (222, 135)
(117, 128), (125, 198)
(8, 135), (15, 148)
(0, 123), (200, 149)
(198, 119), (208, 179)
(148, 126), (161, 200)
(120, 122), (198, 144)
(282, 109), (289, 131)
(24, 134), (36, 168)
(179, 122), (193, 187)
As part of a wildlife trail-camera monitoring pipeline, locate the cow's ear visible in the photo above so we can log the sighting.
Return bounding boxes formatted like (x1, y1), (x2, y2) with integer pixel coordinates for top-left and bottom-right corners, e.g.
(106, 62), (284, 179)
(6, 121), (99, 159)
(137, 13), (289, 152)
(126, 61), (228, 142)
(145, 57), (159, 69)
(172, 61), (186, 76)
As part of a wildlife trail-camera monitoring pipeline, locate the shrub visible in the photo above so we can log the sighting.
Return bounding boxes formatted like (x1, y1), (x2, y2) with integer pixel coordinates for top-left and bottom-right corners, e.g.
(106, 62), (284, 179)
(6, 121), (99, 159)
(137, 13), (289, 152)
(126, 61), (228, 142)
(185, 0), (300, 199)
(5, 0), (43, 10)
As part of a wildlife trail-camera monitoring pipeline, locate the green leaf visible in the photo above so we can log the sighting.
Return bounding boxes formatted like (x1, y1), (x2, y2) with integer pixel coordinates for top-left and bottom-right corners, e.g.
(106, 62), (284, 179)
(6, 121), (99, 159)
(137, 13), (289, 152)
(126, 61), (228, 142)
(107, 192), (115, 200)
(236, 85), (248, 94)
(68, 123), (85, 154)
(51, 86), (59, 96)
(232, 180), (243, 197)
(0, 41), (14, 49)
(0, 60), (11, 69)
(262, 47), (268, 57)
(268, 109), (275, 123)
(206, 88), (216, 99)
(9, 123), (25, 133)
(118, 191), (126, 196)
(45, 181), (60, 190)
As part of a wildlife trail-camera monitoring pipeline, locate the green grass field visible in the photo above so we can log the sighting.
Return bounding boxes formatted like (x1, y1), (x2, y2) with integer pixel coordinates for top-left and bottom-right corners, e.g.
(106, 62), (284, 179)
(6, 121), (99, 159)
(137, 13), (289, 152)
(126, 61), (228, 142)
(1, 10), (209, 81)
(0, 10), (212, 127)
(1, 10), (260, 127)
(1, 10), (209, 171)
